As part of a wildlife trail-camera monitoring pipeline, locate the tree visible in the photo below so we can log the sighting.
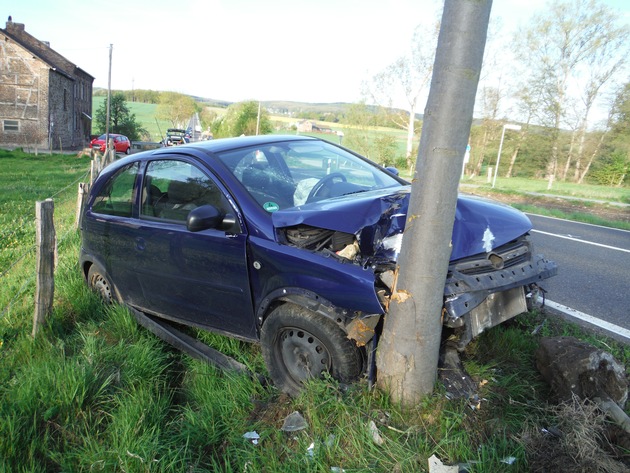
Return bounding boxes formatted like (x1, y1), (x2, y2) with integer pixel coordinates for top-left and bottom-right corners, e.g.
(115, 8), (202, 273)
(211, 101), (272, 138)
(586, 81), (630, 186)
(376, 0), (491, 405)
(374, 135), (398, 167)
(94, 93), (148, 141)
(468, 86), (502, 178)
(344, 101), (377, 160)
(607, 81), (630, 159)
(513, 0), (629, 189)
(157, 92), (197, 128)
(368, 13), (441, 167)
(199, 106), (218, 133)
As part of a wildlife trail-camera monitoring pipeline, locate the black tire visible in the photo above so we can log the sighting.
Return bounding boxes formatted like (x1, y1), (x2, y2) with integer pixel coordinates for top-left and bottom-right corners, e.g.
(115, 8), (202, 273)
(87, 264), (116, 304)
(260, 303), (364, 396)
(125, 146), (130, 155)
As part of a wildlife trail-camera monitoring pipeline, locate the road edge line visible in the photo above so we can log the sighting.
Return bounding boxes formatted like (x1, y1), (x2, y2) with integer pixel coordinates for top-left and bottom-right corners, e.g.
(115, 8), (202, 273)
(543, 298), (630, 342)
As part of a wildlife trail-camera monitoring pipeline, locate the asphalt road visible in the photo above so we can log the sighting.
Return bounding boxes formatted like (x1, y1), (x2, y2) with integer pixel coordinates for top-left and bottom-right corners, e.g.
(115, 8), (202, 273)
(527, 213), (630, 338)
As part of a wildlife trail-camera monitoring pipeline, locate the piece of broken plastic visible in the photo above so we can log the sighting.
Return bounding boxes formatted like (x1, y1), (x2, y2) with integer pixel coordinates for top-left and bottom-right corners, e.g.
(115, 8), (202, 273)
(368, 420), (384, 446)
(243, 431), (260, 445)
(428, 454), (459, 473)
(281, 411), (309, 432)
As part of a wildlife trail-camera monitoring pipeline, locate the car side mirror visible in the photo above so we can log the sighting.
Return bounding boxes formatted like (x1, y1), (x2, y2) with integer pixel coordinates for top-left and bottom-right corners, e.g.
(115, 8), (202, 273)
(384, 166), (399, 176)
(187, 205), (223, 232)
(187, 205), (237, 232)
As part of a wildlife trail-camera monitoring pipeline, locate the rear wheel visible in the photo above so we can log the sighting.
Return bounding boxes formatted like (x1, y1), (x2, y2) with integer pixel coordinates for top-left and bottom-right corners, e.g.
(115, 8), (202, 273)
(87, 265), (116, 304)
(261, 303), (364, 396)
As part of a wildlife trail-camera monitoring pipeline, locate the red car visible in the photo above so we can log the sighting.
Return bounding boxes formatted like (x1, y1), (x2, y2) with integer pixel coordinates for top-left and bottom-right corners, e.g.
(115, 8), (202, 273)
(90, 134), (131, 154)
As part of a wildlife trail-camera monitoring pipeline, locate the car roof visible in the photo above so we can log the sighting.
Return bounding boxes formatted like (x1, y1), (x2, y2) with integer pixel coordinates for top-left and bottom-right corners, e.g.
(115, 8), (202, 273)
(182, 134), (319, 153)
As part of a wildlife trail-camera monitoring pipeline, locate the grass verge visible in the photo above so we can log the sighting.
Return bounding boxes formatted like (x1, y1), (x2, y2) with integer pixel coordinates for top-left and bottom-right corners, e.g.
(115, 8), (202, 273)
(1, 151), (628, 472)
(1, 233), (629, 471)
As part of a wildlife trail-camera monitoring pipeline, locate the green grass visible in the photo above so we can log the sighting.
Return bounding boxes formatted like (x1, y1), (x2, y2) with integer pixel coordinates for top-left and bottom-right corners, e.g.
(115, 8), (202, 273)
(459, 179), (630, 231)
(2, 150), (629, 472)
(92, 98), (171, 142)
(464, 174), (630, 204)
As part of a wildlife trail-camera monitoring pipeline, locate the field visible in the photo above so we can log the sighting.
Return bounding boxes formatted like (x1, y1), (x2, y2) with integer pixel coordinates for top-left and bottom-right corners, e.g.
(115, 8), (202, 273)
(92, 98), (229, 142)
(1, 149), (629, 471)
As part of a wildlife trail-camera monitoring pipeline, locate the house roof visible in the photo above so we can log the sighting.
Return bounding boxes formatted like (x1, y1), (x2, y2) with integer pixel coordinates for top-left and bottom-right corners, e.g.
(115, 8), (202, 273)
(0, 20), (94, 81)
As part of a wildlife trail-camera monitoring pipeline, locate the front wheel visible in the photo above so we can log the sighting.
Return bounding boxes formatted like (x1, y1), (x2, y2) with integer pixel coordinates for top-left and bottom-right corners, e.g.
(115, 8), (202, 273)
(260, 303), (364, 396)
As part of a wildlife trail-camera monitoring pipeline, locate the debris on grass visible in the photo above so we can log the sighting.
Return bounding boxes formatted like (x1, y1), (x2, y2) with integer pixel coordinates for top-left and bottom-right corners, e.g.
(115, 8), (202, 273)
(281, 411), (308, 432)
(368, 420), (385, 446)
(243, 431), (260, 445)
(428, 454), (459, 473)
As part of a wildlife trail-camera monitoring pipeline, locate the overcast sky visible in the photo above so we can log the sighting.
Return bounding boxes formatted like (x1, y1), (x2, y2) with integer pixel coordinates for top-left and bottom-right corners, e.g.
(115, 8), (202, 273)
(5, 0), (630, 107)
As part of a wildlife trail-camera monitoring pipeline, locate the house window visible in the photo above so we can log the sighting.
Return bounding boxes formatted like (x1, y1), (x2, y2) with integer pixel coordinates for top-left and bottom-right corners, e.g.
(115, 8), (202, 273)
(64, 89), (67, 111)
(3, 120), (19, 132)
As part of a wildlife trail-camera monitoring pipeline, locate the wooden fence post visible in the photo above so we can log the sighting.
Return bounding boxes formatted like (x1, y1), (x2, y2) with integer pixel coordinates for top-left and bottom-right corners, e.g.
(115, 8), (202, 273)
(90, 157), (102, 185)
(75, 182), (88, 229)
(33, 199), (56, 337)
(90, 159), (96, 185)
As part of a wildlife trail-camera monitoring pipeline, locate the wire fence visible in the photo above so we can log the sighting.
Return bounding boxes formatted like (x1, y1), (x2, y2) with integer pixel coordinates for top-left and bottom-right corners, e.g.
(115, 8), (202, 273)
(0, 165), (91, 322)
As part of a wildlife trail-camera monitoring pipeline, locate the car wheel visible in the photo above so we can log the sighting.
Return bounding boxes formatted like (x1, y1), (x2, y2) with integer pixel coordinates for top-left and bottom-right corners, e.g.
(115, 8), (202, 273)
(125, 146), (130, 155)
(87, 264), (116, 304)
(260, 303), (364, 396)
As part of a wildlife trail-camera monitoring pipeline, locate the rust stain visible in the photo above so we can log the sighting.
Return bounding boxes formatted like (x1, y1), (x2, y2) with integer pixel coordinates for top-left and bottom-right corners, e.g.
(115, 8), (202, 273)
(347, 316), (380, 347)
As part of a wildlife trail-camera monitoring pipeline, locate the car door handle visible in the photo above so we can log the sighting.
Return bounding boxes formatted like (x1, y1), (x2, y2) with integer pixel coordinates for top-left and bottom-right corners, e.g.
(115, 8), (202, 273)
(135, 237), (146, 251)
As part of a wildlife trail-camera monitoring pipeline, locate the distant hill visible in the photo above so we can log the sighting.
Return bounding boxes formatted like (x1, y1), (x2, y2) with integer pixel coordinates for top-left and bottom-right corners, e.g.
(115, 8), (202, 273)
(92, 88), (394, 117)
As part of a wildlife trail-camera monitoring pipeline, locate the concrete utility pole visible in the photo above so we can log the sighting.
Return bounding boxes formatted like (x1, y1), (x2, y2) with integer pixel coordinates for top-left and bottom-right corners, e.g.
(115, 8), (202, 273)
(376, 0), (492, 406)
(105, 44), (113, 150)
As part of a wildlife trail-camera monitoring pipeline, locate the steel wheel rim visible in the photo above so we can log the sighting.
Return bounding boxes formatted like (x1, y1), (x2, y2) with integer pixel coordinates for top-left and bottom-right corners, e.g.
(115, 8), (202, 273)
(278, 327), (331, 383)
(92, 274), (112, 303)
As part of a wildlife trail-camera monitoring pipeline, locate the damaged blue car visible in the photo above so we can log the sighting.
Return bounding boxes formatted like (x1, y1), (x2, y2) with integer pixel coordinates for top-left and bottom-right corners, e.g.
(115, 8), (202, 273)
(80, 135), (557, 395)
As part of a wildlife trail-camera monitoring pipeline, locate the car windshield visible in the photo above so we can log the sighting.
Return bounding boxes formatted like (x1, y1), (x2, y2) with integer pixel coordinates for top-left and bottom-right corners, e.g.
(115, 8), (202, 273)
(215, 140), (403, 211)
(96, 134), (107, 140)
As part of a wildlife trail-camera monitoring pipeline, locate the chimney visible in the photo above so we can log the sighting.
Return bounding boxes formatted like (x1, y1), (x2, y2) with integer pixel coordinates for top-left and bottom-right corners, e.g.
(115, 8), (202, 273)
(6, 21), (25, 32)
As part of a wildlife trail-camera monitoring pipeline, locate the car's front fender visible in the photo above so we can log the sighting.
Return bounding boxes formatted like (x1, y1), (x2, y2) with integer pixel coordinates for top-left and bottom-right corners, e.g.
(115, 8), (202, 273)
(247, 236), (384, 321)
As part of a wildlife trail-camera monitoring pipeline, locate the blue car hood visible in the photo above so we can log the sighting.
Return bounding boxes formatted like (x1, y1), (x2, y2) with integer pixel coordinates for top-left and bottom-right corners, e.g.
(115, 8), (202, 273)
(272, 186), (532, 261)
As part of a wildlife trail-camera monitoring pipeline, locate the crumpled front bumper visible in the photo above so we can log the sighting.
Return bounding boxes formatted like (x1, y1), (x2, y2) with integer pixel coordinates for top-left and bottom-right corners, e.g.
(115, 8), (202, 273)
(442, 236), (557, 343)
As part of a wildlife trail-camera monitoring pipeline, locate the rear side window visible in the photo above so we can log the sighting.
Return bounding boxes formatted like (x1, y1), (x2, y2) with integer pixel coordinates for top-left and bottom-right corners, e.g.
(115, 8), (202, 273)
(91, 163), (139, 217)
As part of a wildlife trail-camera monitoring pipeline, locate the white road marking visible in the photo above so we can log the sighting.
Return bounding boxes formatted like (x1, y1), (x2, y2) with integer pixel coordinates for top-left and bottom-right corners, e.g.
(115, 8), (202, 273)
(544, 299), (630, 341)
(531, 229), (630, 253)
(526, 212), (630, 233)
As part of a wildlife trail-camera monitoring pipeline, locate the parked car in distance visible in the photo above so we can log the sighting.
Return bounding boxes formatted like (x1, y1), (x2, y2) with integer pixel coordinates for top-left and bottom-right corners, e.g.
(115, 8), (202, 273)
(90, 133), (131, 154)
(79, 135), (557, 395)
(163, 128), (188, 146)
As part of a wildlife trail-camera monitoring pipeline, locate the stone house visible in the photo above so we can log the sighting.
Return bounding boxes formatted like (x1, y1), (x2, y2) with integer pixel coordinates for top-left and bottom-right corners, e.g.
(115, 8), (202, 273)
(0, 19), (94, 150)
(296, 120), (333, 134)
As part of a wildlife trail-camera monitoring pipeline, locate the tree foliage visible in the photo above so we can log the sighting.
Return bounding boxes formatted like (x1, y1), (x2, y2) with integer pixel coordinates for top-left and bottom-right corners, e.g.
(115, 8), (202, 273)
(94, 93), (148, 140)
(198, 107), (218, 133)
(367, 11), (440, 162)
(593, 81), (630, 186)
(512, 0), (630, 188)
(94, 88), (161, 104)
(157, 92), (198, 128)
(374, 135), (398, 167)
(211, 101), (272, 138)
(608, 82), (630, 151)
